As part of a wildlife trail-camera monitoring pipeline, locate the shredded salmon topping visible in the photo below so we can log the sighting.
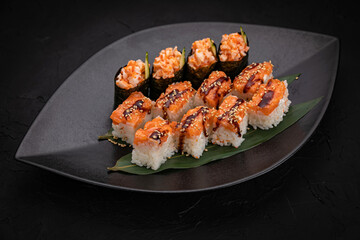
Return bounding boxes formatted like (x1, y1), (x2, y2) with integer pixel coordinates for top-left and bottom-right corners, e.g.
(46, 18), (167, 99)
(188, 38), (217, 70)
(115, 60), (146, 90)
(152, 47), (182, 79)
(219, 32), (249, 62)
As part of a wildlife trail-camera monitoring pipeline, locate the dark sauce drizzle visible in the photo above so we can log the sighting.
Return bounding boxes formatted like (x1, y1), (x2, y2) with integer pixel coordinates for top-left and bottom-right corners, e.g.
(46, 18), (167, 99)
(178, 107), (209, 153)
(200, 76), (230, 107)
(258, 90), (274, 108)
(149, 129), (166, 144)
(240, 63), (259, 74)
(243, 74), (262, 93)
(237, 63), (261, 94)
(123, 100), (151, 119)
(200, 77), (229, 96)
(159, 88), (190, 119)
(213, 99), (244, 137)
(266, 79), (274, 87)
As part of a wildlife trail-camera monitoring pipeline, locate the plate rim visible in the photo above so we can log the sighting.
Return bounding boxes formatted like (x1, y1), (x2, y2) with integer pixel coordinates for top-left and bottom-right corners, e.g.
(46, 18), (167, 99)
(15, 21), (340, 193)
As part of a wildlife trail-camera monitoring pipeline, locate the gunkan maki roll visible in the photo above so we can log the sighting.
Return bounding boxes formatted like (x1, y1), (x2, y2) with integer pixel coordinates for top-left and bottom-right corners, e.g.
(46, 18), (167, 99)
(185, 38), (218, 89)
(150, 46), (186, 100)
(217, 27), (250, 79)
(114, 53), (151, 109)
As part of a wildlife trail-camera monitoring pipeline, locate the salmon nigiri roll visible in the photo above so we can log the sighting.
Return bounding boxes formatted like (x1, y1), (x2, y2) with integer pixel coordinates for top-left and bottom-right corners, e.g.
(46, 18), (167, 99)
(211, 95), (248, 148)
(177, 106), (215, 159)
(194, 70), (232, 109)
(110, 91), (154, 145)
(247, 79), (291, 130)
(153, 81), (196, 122)
(132, 116), (178, 170)
(231, 61), (273, 101)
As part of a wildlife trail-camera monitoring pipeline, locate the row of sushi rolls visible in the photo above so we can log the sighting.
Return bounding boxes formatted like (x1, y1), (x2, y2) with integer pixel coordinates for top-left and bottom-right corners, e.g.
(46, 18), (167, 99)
(108, 27), (291, 170)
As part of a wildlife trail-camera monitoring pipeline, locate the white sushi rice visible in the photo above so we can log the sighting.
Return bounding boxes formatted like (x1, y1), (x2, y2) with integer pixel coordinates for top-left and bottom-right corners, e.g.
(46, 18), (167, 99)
(181, 132), (208, 159)
(248, 82), (291, 130)
(211, 114), (248, 148)
(131, 134), (177, 170)
(153, 96), (195, 122)
(263, 73), (273, 84)
(193, 93), (206, 107)
(112, 111), (153, 145)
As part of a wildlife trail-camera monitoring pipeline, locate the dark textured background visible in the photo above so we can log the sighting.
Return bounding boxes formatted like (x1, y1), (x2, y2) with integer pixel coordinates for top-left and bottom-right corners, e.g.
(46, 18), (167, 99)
(1, 0), (359, 239)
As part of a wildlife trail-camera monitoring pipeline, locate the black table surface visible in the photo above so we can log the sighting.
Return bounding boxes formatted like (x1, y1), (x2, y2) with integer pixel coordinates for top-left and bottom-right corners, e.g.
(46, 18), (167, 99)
(1, 1), (359, 239)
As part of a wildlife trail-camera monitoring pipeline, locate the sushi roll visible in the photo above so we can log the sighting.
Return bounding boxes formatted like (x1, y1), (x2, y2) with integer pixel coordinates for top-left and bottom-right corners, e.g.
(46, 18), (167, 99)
(247, 78), (291, 130)
(110, 91), (154, 145)
(217, 27), (250, 79)
(194, 70), (232, 109)
(132, 116), (178, 170)
(185, 38), (218, 89)
(150, 46), (186, 99)
(114, 53), (150, 108)
(231, 61), (273, 101)
(177, 106), (215, 159)
(211, 95), (248, 148)
(153, 81), (196, 122)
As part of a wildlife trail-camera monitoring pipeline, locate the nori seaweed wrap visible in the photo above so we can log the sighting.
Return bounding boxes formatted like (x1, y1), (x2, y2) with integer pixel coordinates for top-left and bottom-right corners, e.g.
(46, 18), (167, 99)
(113, 53), (151, 109)
(185, 38), (218, 90)
(217, 27), (250, 79)
(150, 47), (186, 100)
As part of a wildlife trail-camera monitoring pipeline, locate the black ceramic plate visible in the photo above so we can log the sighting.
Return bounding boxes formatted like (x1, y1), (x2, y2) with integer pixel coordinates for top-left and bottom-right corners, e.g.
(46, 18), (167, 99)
(15, 22), (339, 193)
